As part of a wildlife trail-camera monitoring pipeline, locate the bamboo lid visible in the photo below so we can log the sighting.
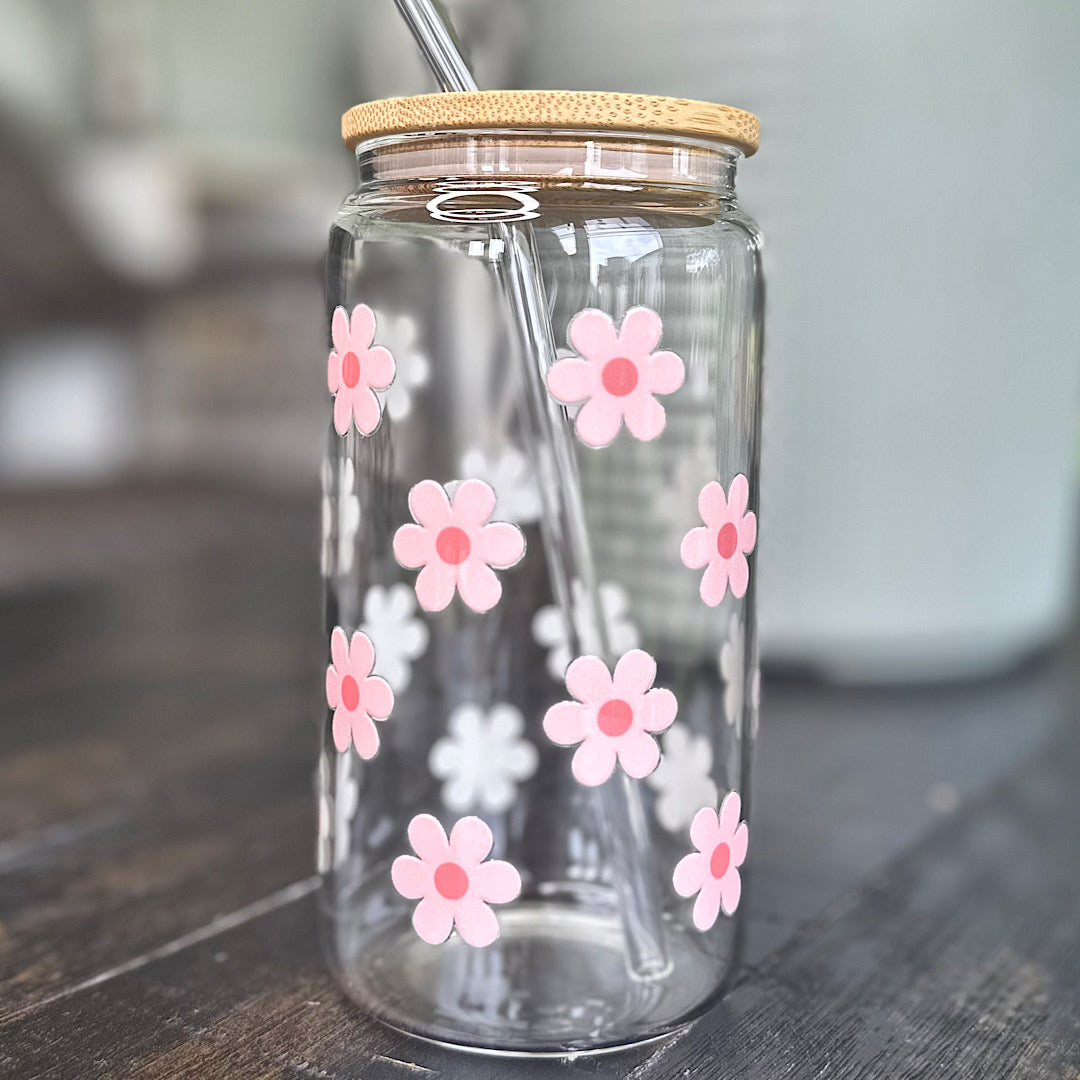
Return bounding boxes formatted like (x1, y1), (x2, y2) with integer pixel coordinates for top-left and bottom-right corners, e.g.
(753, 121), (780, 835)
(342, 90), (759, 157)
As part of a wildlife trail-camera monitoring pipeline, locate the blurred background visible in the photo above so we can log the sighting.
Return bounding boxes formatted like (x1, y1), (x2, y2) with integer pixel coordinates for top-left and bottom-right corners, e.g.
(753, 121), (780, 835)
(1, 0), (1078, 683)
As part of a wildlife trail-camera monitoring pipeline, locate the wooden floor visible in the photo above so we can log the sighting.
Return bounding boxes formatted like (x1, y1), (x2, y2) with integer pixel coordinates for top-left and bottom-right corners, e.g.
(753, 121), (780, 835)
(1, 487), (1077, 1078)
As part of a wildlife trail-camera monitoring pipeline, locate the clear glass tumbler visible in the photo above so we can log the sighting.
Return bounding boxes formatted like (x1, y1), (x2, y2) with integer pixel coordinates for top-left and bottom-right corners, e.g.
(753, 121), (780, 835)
(318, 91), (763, 1053)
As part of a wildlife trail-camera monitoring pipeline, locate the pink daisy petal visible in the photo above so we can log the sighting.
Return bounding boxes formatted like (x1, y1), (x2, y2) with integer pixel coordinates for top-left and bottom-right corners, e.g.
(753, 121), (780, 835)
(349, 303), (376, 349)
(325, 666), (340, 708)
(727, 473), (750, 519)
(327, 350), (342, 394)
(720, 868), (742, 915)
(408, 813), (451, 863)
(363, 345), (395, 390)
(616, 729), (661, 778)
(727, 552), (750, 600)
(455, 560), (503, 613)
(719, 790), (743, 834)
(571, 736), (618, 786)
(697, 481), (729, 527)
(330, 627), (349, 671)
(333, 392), (353, 437)
(543, 701), (589, 746)
(680, 525), (714, 570)
(451, 478), (496, 529)
(565, 655), (613, 705)
(448, 816), (493, 867)
(412, 894), (455, 945)
(472, 522), (525, 567)
(331, 707), (351, 753)
(567, 308), (618, 361)
(347, 631), (374, 677)
(331, 306), (351, 354)
(454, 896), (500, 947)
(693, 880), (723, 931)
(699, 559), (731, 607)
(351, 386), (383, 436)
(574, 396), (623, 448)
(473, 859), (522, 904)
(617, 305), (664, 358)
(622, 392), (667, 442)
(391, 854), (431, 899)
(730, 821), (749, 866)
(690, 806), (722, 852)
(350, 713), (380, 759)
(414, 563), (458, 612)
(673, 851), (707, 897)
(739, 511), (758, 552)
(613, 649), (657, 697)
(641, 687), (678, 733)
(643, 350), (686, 395)
(392, 523), (435, 568)
(408, 480), (453, 530)
(546, 358), (594, 404)
(361, 675), (394, 720)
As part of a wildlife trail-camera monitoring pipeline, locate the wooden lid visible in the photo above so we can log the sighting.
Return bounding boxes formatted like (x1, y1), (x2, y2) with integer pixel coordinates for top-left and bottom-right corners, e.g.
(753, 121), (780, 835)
(342, 90), (759, 157)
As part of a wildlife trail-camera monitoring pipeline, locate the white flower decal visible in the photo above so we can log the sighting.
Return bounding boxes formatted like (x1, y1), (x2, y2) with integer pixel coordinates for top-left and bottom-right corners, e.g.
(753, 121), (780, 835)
(361, 583), (429, 694)
(460, 447), (542, 525)
(316, 753), (360, 873)
(429, 703), (539, 813)
(720, 613), (761, 735)
(376, 313), (430, 422)
(320, 458), (361, 577)
(646, 723), (719, 832)
(532, 579), (640, 682)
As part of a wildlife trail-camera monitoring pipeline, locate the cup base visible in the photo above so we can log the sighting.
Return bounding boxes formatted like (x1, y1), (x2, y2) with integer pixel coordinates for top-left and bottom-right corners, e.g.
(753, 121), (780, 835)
(326, 894), (732, 1055)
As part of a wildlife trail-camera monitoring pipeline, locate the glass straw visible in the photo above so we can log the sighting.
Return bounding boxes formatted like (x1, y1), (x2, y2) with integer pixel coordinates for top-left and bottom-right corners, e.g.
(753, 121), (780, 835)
(391, 0), (670, 978)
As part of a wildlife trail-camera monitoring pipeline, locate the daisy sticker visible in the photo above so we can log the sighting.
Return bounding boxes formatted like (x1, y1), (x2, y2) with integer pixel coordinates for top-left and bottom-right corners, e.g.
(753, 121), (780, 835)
(680, 474), (757, 606)
(328, 303), (396, 436)
(542, 649), (677, 786)
(392, 478), (526, 613)
(325, 626), (394, 759)
(391, 814), (522, 947)
(531, 579), (640, 682)
(720, 612), (761, 734)
(546, 306), (685, 448)
(673, 791), (748, 930)
(361, 583), (429, 694)
(429, 703), (538, 813)
(646, 724), (719, 833)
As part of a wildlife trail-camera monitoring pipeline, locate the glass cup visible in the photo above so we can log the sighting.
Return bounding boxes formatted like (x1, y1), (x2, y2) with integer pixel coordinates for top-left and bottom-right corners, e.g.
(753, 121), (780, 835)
(319, 92), (763, 1054)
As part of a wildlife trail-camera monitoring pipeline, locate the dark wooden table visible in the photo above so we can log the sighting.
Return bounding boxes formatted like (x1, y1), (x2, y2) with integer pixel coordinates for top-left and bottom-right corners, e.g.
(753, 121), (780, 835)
(2, 486), (1078, 1078)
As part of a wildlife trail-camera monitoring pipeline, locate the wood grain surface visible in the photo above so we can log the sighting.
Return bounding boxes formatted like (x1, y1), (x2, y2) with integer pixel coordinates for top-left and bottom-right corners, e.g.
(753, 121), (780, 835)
(0, 487), (1077, 1078)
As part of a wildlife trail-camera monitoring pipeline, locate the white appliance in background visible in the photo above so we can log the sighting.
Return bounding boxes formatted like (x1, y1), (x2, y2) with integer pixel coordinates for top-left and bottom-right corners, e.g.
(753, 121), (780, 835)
(0, 333), (138, 486)
(520, 0), (1080, 681)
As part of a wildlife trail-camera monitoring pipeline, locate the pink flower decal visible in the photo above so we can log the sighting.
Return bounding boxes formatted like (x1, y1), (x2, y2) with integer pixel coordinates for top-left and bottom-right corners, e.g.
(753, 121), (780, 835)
(391, 814), (522, 947)
(680, 474), (758, 606)
(325, 627), (394, 758)
(542, 649), (677, 786)
(328, 303), (396, 436)
(673, 791), (748, 930)
(392, 479), (526, 613)
(546, 306), (685, 448)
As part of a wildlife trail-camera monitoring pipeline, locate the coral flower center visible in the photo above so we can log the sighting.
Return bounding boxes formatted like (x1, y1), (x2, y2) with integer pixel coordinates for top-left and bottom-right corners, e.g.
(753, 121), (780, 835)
(597, 698), (634, 738)
(710, 842), (731, 879)
(434, 861), (469, 900)
(341, 351), (361, 389)
(601, 356), (639, 396)
(717, 522), (739, 559)
(436, 526), (472, 565)
(340, 675), (360, 711)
